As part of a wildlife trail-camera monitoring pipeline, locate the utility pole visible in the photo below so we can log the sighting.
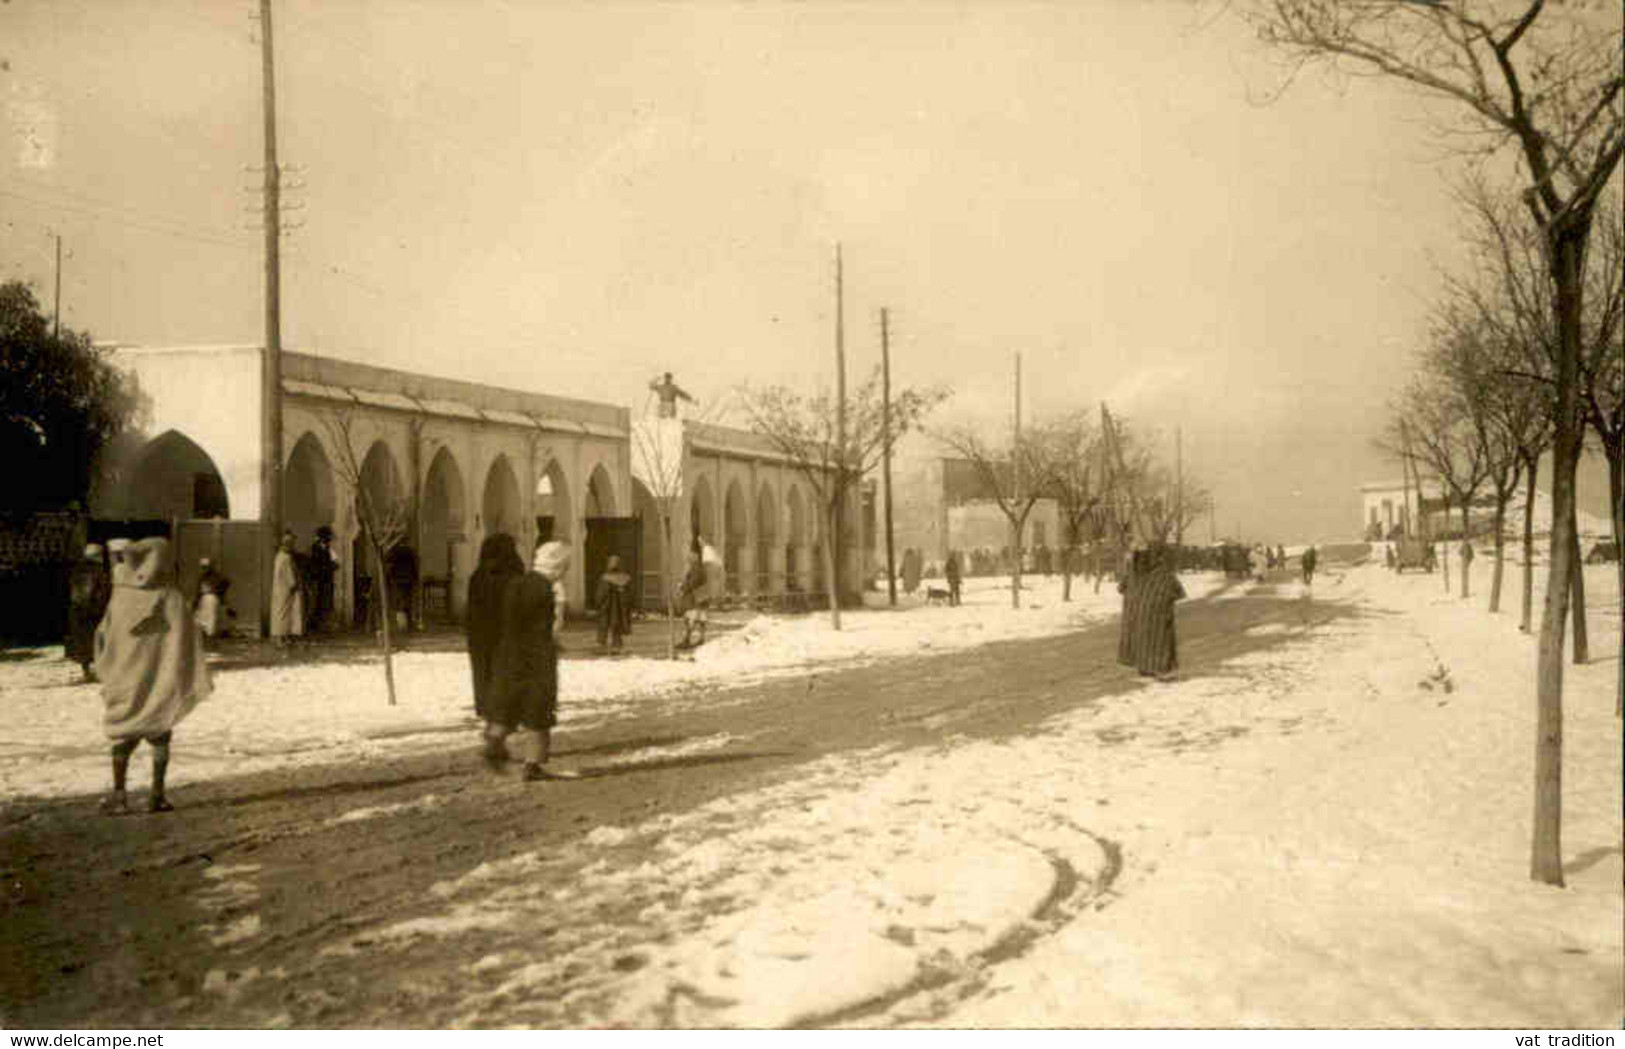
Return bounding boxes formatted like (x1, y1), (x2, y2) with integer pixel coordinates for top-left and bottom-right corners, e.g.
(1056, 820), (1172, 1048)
(1399, 419), (1414, 540)
(1175, 426), (1183, 546)
(259, 0), (284, 638)
(1012, 351), (1022, 609)
(881, 307), (896, 608)
(831, 244), (846, 629)
(52, 233), (62, 338)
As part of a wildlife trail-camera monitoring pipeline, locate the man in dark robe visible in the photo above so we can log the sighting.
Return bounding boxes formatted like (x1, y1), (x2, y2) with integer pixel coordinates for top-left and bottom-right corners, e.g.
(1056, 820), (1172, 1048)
(466, 534), (523, 721)
(595, 554), (634, 652)
(944, 550), (963, 607)
(1132, 545), (1185, 680)
(307, 527), (337, 633)
(1302, 545), (1318, 585)
(66, 544), (111, 683)
(487, 541), (575, 780)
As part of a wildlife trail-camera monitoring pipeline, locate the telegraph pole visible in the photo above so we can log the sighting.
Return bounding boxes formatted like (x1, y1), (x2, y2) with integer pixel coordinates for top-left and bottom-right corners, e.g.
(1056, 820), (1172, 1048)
(52, 233), (62, 337)
(880, 307), (897, 608)
(1012, 351), (1022, 609)
(1175, 426), (1183, 546)
(832, 244), (846, 629)
(259, 0), (284, 637)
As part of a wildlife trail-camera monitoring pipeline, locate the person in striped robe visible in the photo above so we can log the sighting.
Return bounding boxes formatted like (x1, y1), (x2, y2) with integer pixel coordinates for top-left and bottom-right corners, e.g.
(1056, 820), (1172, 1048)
(1132, 545), (1186, 680)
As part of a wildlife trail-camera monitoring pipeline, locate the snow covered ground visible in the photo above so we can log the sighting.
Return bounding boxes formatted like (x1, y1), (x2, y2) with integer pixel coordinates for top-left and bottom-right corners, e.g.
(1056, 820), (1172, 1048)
(0, 573), (1223, 801)
(5, 561), (1620, 1028)
(356, 560), (1616, 1028)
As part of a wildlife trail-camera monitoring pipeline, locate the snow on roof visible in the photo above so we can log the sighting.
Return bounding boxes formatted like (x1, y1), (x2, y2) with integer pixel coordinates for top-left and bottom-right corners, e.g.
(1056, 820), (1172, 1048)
(283, 379), (356, 404)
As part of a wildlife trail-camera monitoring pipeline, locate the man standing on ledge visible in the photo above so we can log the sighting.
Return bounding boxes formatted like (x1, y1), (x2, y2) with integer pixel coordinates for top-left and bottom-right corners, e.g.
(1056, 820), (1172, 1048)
(649, 372), (694, 418)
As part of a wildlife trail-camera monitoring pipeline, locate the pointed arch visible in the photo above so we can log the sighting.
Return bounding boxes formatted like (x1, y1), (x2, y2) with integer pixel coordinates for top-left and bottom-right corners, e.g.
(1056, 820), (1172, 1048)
(482, 454), (522, 540)
(723, 478), (748, 595)
(535, 457), (572, 545)
(586, 462), (617, 517)
(124, 429), (230, 521)
(284, 431), (335, 545)
(422, 446), (467, 584)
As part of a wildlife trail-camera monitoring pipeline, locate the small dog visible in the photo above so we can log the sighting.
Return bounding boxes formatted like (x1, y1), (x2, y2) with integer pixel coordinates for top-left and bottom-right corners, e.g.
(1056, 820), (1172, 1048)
(925, 586), (951, 606)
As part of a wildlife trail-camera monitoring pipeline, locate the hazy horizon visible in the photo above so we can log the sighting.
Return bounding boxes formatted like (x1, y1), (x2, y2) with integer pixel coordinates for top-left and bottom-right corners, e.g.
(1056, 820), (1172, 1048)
(2, 0), (1615, 544)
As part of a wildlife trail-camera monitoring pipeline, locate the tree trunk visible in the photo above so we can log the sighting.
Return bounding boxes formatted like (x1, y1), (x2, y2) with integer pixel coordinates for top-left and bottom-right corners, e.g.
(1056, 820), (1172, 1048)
(1061, 550), (1073, 603)
(662, 510), (675, 661)
(1009, 518), (1022, 610)
(1520, 453), (1537, 634)
(1568, 520), (1588, 665)
(373, 541), (397, 707)
(1489, 499), (1507, 614)
(1440, 496), (1451, 593)
(1460, 503), (1471, 600)
(1609, 441), (1623, 715)
(824, 502), (841, 630)
(1531, 227), (1589, 889)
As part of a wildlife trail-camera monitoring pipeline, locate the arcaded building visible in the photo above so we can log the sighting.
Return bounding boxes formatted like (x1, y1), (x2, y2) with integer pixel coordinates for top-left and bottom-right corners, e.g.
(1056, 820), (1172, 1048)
(628, 414), (871, 608)
(92, 345), (631, 633)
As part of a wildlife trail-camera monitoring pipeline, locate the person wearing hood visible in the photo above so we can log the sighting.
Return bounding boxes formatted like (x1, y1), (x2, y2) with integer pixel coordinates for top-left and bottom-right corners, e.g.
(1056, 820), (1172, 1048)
(486, 540), (577, 781)
(1130, 544), (1186, 680)
(93, 537), (212, 814)
(676, 549), (709, 647)
(466, 533), (524, 720)
(595, 554), (634, 652)
(66, 543), (111, 683)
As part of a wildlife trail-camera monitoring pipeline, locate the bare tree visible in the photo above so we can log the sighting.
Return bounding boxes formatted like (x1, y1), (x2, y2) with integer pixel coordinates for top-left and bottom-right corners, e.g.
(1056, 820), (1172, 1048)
(935, 424), (1058, 610)
(321, 406), (410, 706)
(738, 371), (947, 629)
(630, 415), (686, 660)
(1454, 182), (1620, 671)
(1391, 369), (1493, 597)
(1251, 0), (1625, 887)
(1035, 411), (1103, 603)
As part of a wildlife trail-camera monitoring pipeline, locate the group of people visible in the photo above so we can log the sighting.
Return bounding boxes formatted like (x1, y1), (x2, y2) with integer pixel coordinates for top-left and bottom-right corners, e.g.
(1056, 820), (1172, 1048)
(269, 528), (340, 645)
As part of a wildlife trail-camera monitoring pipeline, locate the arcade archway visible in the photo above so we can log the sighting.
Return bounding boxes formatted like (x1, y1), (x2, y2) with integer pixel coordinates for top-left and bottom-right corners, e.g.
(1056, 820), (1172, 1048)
(125, 430), (229, 522)
(482, 454), (522, 540)
(284, 432), (334, 545)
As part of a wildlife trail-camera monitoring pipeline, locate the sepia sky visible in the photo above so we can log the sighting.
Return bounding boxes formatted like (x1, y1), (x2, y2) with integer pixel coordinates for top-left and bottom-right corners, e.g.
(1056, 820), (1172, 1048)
(0, 0), (1610, 542)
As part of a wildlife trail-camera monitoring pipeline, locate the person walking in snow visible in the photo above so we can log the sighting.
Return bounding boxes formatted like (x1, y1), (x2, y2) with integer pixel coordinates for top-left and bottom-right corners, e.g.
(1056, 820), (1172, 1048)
(66, 543), (111, 683)
(676, 549), (709, 647)
(944, 549), (963, 607)
(94, 537), (212, 814)
(1301, 545), (1318, 586)
(595, 554), (634, 652)
(1130, 544), (1185, 680)
(486, 540), (576, 781)
(466, 533), (524, 721)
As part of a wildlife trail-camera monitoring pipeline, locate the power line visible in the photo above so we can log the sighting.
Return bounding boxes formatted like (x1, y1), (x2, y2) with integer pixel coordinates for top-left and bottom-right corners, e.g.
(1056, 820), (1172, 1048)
(0, 186), (255, 251)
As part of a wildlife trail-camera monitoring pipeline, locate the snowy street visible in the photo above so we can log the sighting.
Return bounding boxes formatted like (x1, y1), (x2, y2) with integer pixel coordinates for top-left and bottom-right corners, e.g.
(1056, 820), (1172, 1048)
(2, 562), (1620, 1028)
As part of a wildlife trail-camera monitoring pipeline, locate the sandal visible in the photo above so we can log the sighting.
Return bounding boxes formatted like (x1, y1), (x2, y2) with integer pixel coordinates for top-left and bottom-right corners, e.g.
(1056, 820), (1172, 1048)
(99, 793), (129, 816)
(148, 796), (175, 814)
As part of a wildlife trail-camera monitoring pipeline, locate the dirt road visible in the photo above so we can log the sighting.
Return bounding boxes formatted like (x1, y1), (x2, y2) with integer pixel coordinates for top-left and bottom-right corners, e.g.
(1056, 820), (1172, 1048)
(2, 577), (1351, 1028)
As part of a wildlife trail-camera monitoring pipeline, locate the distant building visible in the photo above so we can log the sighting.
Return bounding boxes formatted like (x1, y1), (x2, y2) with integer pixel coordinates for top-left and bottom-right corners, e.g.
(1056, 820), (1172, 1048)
(1358, 478), (1502, 540)
(884, 436), (1061, 572)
